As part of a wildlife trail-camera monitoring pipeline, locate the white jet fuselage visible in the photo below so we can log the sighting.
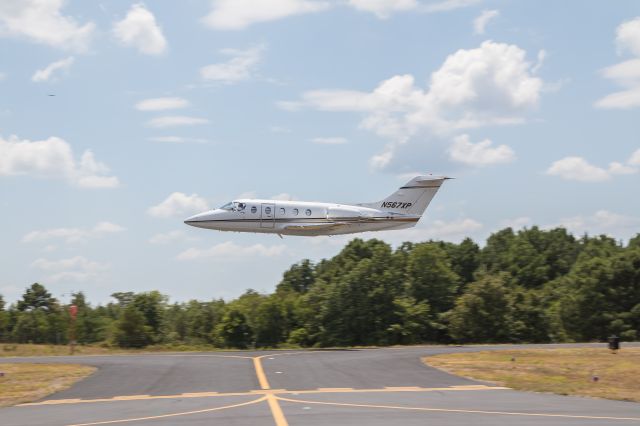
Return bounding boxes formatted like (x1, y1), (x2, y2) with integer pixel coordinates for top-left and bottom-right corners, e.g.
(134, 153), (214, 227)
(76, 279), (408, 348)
(184, 175), (448, 237)
(185, 201), (419, 236)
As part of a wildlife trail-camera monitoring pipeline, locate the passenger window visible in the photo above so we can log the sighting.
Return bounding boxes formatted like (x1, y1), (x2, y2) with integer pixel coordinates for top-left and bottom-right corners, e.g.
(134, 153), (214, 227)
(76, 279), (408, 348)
(251, 206), (257, 214)
(305, 209), (311, 216)
(280, 208), (285, 215)
(265, 207), (272, 215)
(292, 208), (299, 216)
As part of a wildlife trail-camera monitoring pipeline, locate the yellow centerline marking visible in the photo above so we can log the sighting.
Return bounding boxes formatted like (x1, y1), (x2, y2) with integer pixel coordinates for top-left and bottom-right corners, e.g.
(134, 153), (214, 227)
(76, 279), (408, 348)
(66, 396), (267, 426)
(112, 395), (150, 401)
(19, 385), (506, 406)
(253, 354), (289, 426)
(275, 396), (640, 422)
(317, 387), (355, 392)
(253, 355), (271, 390)
(266, 393), (289, 426)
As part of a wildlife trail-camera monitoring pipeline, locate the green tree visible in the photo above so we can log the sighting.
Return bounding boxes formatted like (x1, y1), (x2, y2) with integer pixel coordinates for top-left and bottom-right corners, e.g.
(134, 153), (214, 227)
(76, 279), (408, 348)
(405, 243), (460, 314)
(17, 283), (57, 312)
(0, 295), (9, 341)
(133, 291), (167, 343)
(213, 309), (253, 349)
(386, 296), (432, 344)
(253, 296), (286, 347)
(446, 274), (513, 343)
(314, 241), (401, 346)
(550, 243), (640, 341)
(70, 292), (109, 343)
(276, 260), (315, 294)
(113, 304), (152, 348)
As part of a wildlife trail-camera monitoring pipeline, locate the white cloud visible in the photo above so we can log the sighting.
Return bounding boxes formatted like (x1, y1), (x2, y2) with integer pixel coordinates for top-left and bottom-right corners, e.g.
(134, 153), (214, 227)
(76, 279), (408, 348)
(449, 134), (515, 166)
(532, 49), (546, 74)
(608, 161), (637, 175)
(23, 222), (125, 244)
(32, 57), (74, 82)
(0, 72), (5, 81)
(236, 190), (257, 199)
(271, 193), (295, 201)
(31, 256), (109, 282)
(200, 46), (263, 84)
(176, 241), (287, 260)
(616, 17), (640, 57)
(0, 135), (119, 188)
(202, 0), (330, 30)
(385, 217), (484, 243)
(546, 151), (639, 182)
(136, 97), (189, 111)
(422, 0), (481, 13)
(549, 210), (640, 241)
(348, 0), (417, 19)
(284, 41), (542, 170)
(148, 192), (209, 218)
(501, 216), (532, 230)
(546, 156), (611, 182)
(596, 17), (640, 109)
(146, 116), (210, 128)
(147, 136), (208, 144)
(0, 0), (95, 51)
(149, 230), (198, 245)
(312, 137), (348, 144)
(113, 4), (167, 55)
(416, 218), (483, 240)
(473, 9), (499, 35)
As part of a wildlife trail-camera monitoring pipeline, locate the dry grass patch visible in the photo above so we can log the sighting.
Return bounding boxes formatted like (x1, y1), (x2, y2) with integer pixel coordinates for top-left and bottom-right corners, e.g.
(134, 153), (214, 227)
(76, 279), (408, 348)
(424, 347), (640, 403)
(0, 363), (95, 406)
(1, 344), (119, 357)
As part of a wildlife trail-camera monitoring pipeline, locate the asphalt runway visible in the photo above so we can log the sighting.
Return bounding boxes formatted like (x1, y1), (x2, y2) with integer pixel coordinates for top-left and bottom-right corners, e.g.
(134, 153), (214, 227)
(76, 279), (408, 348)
(2, 344), (639, 425)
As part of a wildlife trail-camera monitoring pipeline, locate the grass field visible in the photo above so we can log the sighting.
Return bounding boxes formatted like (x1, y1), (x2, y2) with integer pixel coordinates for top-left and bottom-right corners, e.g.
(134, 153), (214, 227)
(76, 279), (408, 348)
(0, 343), (238, 357)
(1, 343), (119, 357)
(0, 363), (95, 406)
(425, 347), (640, 403)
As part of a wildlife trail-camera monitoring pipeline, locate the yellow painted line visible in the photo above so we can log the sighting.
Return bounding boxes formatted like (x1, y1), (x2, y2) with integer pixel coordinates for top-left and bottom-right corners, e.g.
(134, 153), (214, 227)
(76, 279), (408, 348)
(18, 385), (506, 407)
(450, 385), (498, 389)
(276, 396), (640, 422)
(266, 393), (289, 426)
(253, 355), (291, 426)
(384, 386), (422, 391)
(34, 399), (83, 405)
(253, 356), (271, 390)
(66, 396), (267, 426)
(291, 386), (507, 395)
(180, 392), (219, 397)
(251, 389), (287, 394)
(112, 395), (150, 401)
(317, 388), (355, 392)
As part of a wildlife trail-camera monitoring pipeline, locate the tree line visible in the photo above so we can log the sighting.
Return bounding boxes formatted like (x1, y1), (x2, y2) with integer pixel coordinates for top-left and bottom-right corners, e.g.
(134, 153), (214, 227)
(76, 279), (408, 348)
(1, 226), (639, 348)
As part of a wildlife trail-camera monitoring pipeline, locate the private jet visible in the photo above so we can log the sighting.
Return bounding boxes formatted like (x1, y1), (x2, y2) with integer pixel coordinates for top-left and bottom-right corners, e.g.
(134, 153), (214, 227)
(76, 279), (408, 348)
(184, 175), (449, 237)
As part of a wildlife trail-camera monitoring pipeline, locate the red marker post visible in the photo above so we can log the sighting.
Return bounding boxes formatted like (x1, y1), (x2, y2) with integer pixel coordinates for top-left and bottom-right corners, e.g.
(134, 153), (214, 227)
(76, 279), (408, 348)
(69, 304), (78, 355)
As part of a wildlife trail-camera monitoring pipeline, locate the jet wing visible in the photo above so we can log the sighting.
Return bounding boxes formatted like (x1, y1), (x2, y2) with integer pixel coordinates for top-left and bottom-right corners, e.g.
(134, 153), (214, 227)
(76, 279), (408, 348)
(282, 222), (350, 232)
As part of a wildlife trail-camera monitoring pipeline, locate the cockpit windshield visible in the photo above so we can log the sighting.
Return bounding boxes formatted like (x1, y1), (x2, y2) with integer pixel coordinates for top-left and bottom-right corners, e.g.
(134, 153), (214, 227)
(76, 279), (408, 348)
(219, 201), (246, 212)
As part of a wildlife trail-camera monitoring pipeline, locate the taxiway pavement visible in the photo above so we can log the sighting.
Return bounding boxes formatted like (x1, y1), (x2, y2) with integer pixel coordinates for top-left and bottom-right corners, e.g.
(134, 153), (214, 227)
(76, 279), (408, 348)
(1, 344), (639, 425)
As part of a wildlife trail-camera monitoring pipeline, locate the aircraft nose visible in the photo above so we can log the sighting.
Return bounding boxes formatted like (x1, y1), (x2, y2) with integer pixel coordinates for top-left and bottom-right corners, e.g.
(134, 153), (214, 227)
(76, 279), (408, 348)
(184, 211), (211, 226)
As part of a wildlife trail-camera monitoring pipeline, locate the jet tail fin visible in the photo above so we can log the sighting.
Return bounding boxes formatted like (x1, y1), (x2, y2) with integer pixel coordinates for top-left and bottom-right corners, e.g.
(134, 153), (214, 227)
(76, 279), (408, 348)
(358, 175), (450, 216)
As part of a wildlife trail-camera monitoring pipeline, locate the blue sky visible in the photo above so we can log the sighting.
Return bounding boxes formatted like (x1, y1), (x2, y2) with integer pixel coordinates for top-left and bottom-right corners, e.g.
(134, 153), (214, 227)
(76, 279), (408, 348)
(1, 0), (639, 304)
